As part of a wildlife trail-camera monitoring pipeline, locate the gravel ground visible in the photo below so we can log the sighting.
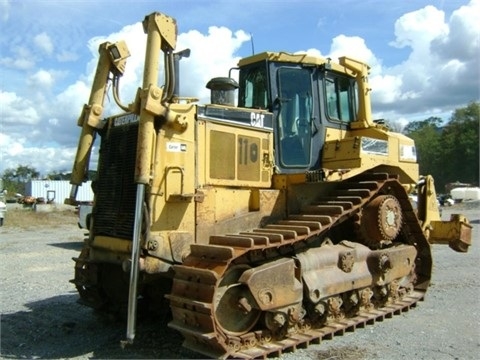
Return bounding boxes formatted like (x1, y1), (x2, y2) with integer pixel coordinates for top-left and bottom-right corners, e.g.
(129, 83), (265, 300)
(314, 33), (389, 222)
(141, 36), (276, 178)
(0, 202), (479, 359)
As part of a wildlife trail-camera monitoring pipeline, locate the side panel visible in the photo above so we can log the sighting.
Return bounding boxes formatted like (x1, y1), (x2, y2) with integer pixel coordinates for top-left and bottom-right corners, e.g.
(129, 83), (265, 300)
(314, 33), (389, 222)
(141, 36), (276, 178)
(322, 127), (419, 183)
(195, 116), (280, 244)
(197, 118), (273, 188)
(147, 104), (197, 265)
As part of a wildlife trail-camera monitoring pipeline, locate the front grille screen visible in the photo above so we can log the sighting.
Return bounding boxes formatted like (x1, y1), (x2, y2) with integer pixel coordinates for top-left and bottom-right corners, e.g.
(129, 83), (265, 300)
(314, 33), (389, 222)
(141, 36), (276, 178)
(93, 123), (138, 240)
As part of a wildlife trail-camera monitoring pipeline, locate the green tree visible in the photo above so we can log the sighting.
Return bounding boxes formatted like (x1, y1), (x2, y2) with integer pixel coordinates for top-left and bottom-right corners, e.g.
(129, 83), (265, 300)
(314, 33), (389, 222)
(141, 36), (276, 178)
(1, 165), (40, 197)
(46, 170), (71, 180)
(404, 102), (480, 191)
(404, 116), (443, 182)
(441, 102), (479, 187)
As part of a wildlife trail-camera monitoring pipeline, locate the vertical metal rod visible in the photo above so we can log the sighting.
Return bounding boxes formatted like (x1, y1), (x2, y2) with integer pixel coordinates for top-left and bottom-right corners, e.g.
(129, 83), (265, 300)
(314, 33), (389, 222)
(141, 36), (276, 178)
(68, 185), (78, 202)
(124, 13), (160, 347)
(125, 183), (145, 343)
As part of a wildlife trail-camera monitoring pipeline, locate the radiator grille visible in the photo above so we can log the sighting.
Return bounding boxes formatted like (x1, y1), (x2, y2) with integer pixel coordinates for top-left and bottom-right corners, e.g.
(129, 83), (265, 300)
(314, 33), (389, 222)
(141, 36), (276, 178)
(93, 123), (138, 240)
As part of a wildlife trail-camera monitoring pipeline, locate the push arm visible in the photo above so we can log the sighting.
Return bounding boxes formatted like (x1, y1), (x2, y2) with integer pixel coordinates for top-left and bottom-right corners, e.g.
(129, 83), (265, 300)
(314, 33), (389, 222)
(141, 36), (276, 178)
(67, 41), (130, 204)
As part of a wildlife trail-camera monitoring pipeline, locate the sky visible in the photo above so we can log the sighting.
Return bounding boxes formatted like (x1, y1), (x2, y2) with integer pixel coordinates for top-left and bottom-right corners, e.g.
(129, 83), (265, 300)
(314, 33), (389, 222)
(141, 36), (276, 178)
(0, 0), (479, 176)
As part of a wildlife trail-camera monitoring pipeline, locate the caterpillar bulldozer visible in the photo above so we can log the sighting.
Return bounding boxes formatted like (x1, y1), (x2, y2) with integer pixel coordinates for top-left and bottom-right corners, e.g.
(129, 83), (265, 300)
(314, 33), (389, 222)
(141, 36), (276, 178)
(66, 12), (472, 359)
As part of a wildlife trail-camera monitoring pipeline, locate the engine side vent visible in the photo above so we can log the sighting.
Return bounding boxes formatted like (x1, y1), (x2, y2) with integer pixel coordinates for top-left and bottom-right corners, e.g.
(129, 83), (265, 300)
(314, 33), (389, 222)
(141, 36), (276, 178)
(93, 123), (138, 240)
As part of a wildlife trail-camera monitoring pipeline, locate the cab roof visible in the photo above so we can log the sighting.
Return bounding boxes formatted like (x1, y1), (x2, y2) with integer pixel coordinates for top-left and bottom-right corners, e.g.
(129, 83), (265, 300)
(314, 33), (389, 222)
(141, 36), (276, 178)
(237, 51), (357, 76)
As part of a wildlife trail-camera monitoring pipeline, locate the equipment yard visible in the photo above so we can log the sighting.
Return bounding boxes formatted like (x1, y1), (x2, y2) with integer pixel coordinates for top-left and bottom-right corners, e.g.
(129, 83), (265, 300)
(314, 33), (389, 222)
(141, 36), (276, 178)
(0, 203), (478, 360)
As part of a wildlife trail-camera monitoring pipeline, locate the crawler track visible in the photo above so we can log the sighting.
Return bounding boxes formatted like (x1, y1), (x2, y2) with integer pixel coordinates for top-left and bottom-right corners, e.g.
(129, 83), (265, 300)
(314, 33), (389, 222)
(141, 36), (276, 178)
(168, 173), (432, 358)
(170, 288), (424, 358)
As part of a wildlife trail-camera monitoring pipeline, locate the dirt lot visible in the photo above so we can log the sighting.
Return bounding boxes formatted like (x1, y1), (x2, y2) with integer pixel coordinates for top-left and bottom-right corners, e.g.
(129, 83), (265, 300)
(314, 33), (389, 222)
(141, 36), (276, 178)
(1, 203), (479, 359)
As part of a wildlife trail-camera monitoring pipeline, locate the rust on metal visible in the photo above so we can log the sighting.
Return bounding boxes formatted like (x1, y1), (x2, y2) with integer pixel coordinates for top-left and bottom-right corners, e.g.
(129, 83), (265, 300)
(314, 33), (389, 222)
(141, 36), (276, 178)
(166, 175), (433, 358)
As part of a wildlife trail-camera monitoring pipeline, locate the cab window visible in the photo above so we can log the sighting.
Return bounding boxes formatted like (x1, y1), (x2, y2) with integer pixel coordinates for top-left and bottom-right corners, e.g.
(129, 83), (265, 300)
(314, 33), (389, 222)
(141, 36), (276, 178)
(325, 73), (357, 123)
(239, 65), (268, 109)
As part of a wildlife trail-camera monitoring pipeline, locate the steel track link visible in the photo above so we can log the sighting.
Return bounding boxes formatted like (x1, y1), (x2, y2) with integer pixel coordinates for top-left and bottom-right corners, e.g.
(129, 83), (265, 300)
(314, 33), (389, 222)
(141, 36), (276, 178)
(230, 290), (425, 359)
(168, 174), (432, 359)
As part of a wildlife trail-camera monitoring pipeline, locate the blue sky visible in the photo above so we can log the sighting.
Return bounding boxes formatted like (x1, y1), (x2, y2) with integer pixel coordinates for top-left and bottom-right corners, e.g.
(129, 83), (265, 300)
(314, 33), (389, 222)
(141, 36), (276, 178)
(0, 0), (479, 175)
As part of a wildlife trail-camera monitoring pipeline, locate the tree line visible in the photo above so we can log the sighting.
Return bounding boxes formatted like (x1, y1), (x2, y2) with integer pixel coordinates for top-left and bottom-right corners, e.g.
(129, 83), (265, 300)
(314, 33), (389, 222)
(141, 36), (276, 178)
(402, 102), (479, 193)
(1, 102), (478, 197)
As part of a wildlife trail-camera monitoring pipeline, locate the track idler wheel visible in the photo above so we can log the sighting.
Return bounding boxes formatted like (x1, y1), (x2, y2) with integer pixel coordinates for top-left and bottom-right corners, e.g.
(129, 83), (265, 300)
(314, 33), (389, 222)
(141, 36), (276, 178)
(214, 265), (261, 336)
(359, 195), (403, 247)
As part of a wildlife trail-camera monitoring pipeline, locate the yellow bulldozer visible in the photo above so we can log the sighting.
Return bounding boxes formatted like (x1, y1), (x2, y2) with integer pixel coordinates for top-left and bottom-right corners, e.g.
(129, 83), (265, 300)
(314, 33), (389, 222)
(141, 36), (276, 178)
(66, 12), (471, 358)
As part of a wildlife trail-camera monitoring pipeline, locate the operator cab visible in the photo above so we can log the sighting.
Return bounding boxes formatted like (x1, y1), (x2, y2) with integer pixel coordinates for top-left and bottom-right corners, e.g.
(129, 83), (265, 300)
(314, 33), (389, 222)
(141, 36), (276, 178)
(237, 52), (359, 174)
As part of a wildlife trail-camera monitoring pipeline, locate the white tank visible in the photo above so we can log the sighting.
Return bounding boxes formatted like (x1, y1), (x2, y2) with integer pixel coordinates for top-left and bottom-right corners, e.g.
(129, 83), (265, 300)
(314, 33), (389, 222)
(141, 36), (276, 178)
(451, 187), (480, 201)
(465, 187), (480, 200)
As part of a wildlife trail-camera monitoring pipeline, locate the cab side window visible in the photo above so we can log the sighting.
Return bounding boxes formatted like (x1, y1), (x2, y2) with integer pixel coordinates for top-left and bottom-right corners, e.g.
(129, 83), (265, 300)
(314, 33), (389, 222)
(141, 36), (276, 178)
(325, 73), (356, 123)
(239, 66), (268, 109)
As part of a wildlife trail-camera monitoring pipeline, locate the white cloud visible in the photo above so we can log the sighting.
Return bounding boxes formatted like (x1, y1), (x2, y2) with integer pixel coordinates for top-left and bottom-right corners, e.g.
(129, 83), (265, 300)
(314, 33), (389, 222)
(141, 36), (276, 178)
(0, 91), (40, 125)
(0, 56), (34, 70)
(431, 0), (480, 61)
(56, 50), (79, 62)
(371, 0), (479, 115)
(28, 69), (55, 88)
(0, 132), (23, 157)
(390, 5), (448, 51)
(328, 35), (379, 70)
(34, 32), (54, 56)
(177, 27), (250, 101)
(370, 74), (403, 103)
(55, 80), (91, 119)
(0, 45), (35, 70)
(0, 132), (77, 174)
(303, 48), (323, 58)
(0, 0), (10, 22)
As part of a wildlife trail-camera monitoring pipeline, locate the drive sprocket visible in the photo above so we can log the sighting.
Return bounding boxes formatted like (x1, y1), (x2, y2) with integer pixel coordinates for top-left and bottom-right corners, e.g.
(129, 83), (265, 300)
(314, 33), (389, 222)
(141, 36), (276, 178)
(358, 194), (403, 248)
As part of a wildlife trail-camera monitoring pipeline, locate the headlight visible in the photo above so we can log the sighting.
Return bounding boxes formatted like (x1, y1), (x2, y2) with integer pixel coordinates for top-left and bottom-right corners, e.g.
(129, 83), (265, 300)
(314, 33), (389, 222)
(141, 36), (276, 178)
(361, 137), (388, 156)
(400, 144), (417, 161)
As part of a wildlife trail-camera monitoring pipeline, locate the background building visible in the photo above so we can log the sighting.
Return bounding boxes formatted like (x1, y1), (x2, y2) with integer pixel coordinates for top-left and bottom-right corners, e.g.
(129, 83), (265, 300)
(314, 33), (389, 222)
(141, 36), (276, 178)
(26, 180), (93, 204)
